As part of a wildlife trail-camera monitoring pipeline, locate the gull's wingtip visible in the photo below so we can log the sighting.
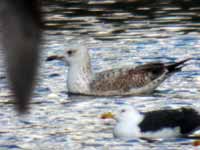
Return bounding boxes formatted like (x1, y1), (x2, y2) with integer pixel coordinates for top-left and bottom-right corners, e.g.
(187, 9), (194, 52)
(166, 57), (192, 72)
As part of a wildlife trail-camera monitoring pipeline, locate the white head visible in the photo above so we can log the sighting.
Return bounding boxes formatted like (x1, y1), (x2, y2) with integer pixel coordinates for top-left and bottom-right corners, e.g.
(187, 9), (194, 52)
(113, 105), (144, 138)
(115, 105), (142, 123)
(64, 45), (90, 66)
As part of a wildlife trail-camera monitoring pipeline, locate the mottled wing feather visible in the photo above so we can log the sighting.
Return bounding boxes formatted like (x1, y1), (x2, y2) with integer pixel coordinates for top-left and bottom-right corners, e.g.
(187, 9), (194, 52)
(91, 63), (166, 92)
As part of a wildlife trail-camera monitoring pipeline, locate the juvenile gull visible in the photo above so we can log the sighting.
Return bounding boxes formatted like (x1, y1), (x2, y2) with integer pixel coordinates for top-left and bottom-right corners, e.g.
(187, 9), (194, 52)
(64, 46), (190, 96)
(101, 105), (200, 139)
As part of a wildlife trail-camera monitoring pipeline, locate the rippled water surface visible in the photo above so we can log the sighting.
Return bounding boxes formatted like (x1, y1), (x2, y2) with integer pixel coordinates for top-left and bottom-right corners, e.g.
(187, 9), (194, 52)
(1, 0), (200, 149)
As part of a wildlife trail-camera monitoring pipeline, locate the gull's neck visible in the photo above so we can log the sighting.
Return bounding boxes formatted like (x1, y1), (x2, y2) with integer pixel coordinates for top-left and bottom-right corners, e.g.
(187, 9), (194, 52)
(67, 56), (93, 94)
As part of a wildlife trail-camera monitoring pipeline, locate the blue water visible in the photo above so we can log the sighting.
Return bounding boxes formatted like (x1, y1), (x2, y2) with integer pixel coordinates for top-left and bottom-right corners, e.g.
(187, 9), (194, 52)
(0, 1), (200, 149)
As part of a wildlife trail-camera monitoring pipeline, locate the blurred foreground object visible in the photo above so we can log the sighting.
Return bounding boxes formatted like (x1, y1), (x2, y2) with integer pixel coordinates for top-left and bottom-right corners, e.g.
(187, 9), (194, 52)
(0, 0), (42, 113)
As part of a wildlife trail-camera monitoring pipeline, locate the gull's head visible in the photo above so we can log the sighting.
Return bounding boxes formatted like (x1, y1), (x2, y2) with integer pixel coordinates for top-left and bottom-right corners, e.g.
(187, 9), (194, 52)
(114, 105), (143, 139)
(64, 46), (90, 66)
(115, 105), (142, 123)
(100, 105), (144, 138)
(101, 105), (142, 122)
(102, 105), (144, 139)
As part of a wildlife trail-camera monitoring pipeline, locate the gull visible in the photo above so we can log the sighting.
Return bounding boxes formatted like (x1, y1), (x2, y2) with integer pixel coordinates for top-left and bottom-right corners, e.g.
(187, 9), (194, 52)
(101, 105), (200, 139)
(64, 46), (190, 96)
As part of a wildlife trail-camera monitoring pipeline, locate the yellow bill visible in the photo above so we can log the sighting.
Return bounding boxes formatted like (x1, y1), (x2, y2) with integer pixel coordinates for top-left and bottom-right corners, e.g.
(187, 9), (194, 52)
(100, 112), (115, 119)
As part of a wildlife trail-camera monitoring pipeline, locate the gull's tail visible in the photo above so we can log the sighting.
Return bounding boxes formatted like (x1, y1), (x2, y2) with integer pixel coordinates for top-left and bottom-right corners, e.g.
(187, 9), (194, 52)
(166, 58), (191, 73)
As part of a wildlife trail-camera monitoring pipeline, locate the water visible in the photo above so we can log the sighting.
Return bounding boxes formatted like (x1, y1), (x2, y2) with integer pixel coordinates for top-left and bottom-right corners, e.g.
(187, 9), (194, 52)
(0, 0), (200, 149)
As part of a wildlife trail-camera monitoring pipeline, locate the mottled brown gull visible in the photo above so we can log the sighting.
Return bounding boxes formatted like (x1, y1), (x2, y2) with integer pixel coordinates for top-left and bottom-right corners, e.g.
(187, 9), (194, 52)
(64, 46), (190, 96)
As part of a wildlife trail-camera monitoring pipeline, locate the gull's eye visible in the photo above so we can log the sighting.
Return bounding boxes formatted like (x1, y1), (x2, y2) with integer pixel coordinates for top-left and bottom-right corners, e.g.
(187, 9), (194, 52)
(121, 109), (126, 113)
(67, 51), (73, 55)
(67, 49), (76, 56)
(67, 50), (73, 55)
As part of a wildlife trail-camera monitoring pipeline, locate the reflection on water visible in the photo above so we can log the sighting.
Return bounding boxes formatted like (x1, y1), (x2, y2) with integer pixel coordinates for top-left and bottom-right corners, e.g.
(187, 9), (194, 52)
(0, 0), (200, 149)
(44, 0), (200, 40)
